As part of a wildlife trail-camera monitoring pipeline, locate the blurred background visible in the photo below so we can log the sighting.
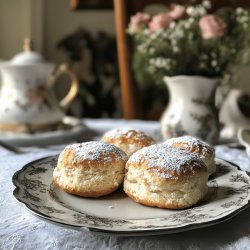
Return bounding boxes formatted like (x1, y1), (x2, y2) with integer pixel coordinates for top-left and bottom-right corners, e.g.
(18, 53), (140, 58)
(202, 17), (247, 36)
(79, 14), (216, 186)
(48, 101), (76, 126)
(0, 0), (120, 118)
(0, 0), (250, 122)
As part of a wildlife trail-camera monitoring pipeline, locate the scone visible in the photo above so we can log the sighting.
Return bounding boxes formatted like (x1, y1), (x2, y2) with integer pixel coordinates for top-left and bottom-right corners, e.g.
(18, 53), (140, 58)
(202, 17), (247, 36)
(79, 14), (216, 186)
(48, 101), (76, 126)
(101, 127), (155, 157)
(53, 141), (128, 197)
(164, 135), (216, 175)
(124, 144), (208, 209)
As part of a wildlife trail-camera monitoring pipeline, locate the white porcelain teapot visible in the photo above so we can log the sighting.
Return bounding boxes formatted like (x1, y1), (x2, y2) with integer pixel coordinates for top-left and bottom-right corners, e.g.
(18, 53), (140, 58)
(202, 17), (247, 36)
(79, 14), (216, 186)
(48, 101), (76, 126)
(0, 39), (79, 133)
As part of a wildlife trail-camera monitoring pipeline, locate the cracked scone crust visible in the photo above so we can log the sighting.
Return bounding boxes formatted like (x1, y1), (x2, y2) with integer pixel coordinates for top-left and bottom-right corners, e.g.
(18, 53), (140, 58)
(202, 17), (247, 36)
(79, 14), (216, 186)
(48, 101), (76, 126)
(53, 141), (128, 197)
(101, 127), (155, 157)
(124, 144), (208, 209)
(164, 136), (216, 175)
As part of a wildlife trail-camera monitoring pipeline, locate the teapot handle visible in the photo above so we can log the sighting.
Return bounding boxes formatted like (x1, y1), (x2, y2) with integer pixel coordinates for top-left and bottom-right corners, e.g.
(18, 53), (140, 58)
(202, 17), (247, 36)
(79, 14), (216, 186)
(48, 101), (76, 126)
(50, 63), (79, 109)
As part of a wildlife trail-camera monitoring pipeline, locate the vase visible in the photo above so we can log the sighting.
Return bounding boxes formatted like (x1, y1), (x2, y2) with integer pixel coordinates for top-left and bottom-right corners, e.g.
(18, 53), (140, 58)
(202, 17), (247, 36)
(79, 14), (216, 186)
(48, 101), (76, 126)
(160, 75), (220, 144)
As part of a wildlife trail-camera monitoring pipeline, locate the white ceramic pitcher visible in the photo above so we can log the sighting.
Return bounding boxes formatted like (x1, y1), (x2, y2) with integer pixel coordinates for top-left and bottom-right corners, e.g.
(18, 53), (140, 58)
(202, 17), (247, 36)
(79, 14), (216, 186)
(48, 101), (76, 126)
(160, 75), (220, 144)
(0, 39), (79, 133)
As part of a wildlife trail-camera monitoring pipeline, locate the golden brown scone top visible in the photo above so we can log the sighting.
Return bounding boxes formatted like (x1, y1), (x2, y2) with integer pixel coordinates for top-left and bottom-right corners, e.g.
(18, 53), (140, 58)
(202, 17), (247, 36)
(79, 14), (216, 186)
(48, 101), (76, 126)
(101, 127), (155, 147)
(164, 135), (215, 157)
(57, 141), (128, 168)
(126, 144), (207, 182)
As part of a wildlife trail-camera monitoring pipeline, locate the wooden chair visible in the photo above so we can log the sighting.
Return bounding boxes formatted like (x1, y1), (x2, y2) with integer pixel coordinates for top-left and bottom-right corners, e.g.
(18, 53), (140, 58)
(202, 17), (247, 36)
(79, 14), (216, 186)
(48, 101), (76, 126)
(113, 0), (171, 120)
(113, 0), (250, 120)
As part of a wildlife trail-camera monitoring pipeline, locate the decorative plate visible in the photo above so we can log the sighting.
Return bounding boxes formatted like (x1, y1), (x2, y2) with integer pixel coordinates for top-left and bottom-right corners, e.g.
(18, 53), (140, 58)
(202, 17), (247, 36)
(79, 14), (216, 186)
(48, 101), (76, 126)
(0, 117), (88, 147)
(12, 156), (250, 236)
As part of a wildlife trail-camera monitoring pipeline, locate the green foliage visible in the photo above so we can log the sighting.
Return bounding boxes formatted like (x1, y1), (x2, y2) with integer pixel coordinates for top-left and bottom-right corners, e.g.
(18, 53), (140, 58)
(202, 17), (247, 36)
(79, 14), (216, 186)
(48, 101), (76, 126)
(128, 3), (250, 88)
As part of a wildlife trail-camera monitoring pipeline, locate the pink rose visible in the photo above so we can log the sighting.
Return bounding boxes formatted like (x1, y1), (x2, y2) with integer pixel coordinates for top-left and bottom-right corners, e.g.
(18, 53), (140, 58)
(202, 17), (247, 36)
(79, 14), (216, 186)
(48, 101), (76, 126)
(199, 15), (227, 39)
(129, 12), (150, 32)
(149, 13), (172, 33)
(169, 5), (186, 20)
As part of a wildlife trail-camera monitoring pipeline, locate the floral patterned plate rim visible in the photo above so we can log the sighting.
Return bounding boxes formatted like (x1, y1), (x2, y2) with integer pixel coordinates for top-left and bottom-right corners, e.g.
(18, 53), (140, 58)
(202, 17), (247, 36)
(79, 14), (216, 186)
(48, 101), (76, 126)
(12, 155), (250, 236)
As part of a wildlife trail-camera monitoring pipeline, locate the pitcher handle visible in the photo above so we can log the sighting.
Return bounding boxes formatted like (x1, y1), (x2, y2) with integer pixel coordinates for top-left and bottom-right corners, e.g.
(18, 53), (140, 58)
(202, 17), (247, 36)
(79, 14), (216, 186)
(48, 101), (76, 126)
(50, 63), (79, 109)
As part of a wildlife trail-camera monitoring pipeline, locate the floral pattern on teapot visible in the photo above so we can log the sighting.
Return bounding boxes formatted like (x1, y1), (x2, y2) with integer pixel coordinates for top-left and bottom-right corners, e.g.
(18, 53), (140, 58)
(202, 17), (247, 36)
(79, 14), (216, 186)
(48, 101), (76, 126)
(0, 39), (79, 133)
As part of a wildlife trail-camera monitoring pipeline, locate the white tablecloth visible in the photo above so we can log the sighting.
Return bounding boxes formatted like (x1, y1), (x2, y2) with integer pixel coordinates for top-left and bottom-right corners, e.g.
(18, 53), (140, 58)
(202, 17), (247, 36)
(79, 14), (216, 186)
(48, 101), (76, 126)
(1, 119), (250, 250)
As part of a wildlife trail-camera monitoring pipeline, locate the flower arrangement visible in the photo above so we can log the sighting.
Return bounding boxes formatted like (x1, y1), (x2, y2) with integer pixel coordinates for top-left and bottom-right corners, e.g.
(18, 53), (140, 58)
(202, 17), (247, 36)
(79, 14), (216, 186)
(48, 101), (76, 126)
(128, 1), (250, 88)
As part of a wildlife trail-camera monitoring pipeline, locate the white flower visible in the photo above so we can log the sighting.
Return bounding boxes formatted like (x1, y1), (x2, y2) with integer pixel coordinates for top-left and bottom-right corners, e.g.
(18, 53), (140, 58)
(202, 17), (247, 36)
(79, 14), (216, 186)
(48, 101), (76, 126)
(186, 6), (195, 16)
(184, 21), (191, 29)
(189, 17), (195, 23)
(197, 6), (207, 16)
(202, 0), (212, 10)
(127, 27), (136, 35)
(187, 6), (205, 17)
(162, 31), (169, 38)
(143, 29), (150, 35)
(211, 60), (217, 67)
(149, 48), (155, 54)
(171, 40), (177, 47)
(149, 57), (174, 70)
(169, 21), (176, 29)
(138, 44), (147, 53)
(150, 32), (158, 40)
(155, 57), (166, 67)
(236, 8), (244, 14)
(173, 46), (179, 53)
(174, 29), (185, 38)
(241, 16), (249, 23)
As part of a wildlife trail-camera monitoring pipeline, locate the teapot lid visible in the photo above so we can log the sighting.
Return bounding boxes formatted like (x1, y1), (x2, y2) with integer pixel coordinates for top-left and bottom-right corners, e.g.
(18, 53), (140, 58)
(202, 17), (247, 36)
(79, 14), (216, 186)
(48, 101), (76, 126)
(11, 38), (45, 64)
